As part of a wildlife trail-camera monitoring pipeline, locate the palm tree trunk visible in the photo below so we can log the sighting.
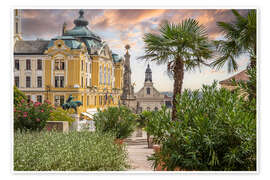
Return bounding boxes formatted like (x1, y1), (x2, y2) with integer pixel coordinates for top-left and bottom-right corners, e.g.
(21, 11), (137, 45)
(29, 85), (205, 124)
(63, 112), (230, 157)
(172, 58), (184, 121)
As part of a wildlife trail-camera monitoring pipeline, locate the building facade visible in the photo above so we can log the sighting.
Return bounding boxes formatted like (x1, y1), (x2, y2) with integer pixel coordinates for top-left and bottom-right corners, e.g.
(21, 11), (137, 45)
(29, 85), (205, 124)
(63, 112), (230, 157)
(135, 64), (168, 113)
(13, 9), (124, 116)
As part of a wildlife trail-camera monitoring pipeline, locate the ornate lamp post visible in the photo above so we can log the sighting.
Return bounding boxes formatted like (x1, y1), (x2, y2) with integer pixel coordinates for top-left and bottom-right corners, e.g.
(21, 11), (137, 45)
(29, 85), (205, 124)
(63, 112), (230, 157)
(46, 85), (51, 100)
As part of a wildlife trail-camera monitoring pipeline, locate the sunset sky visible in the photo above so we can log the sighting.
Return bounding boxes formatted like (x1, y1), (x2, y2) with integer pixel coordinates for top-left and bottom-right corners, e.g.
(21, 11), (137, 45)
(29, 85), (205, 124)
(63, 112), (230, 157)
(20, 9), (251, 92)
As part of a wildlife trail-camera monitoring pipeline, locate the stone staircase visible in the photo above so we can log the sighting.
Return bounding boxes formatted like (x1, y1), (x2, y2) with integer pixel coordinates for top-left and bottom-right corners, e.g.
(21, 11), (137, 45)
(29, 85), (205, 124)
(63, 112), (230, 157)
(124, 138), (148, 145)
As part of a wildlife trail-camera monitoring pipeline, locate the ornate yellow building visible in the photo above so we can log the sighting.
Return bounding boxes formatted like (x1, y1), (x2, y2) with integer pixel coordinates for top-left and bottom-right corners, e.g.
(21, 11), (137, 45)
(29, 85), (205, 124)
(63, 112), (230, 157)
(13, 9), (124, 116)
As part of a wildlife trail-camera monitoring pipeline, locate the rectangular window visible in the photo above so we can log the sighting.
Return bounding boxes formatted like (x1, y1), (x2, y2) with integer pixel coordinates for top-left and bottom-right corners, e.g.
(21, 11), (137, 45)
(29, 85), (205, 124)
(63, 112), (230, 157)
(94, 96), (96, 106)
(108, 68), (110, 85)
(14, 76), (19, 87)
(81, 77), (83, 88)
(55, 76), (64, 88)
(37, 76), (42, 88)
(147, 88), (151, 95)
(26, 76), (31, 88)
(60, 76), (64, 88)
(16, 22), (18, 34)
(99, 66), (102, 84)
(87, 96), (89, 106)
(104, 66), (106, 85)
(37, 59), (42, 70)
(81, 95), (83, 104)
(60, 61), (65, 70)
(55, 76), (59, 87)
(86, 78), (88, 87)
(15, 60), (19, 70)
(54, 95), (64, 106)
(37, 95), (42, 103)
(60, 96), (65, 106)
(55, 61), (59, 70)
(86, 63), (88, 73)
(26, 59), (31, 70)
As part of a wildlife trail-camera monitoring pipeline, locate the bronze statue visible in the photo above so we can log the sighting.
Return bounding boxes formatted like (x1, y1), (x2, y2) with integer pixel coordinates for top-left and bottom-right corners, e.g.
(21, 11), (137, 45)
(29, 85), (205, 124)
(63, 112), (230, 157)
(62, 95), (83, 113)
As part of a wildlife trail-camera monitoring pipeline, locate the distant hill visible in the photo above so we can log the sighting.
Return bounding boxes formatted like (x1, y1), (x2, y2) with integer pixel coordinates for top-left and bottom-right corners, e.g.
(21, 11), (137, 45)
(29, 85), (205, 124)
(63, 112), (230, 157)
(160, 91), (173, 97)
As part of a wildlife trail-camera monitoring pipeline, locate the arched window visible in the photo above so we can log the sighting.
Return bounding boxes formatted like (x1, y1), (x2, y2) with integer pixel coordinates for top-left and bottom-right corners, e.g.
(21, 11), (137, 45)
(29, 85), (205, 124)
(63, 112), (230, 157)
(155, 107), (158, 111)
(147, 88), (150, 95)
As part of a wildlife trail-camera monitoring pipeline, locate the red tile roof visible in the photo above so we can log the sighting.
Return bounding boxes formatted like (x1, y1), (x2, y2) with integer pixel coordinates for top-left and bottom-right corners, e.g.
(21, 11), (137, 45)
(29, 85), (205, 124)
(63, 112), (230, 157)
(219, 70), (249, 85)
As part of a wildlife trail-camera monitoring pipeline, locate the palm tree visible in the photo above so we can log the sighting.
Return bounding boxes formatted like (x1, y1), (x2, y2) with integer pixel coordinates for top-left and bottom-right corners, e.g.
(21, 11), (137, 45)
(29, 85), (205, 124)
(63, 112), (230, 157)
(211, 9), (256, 72)
(138, 19), (213, 121)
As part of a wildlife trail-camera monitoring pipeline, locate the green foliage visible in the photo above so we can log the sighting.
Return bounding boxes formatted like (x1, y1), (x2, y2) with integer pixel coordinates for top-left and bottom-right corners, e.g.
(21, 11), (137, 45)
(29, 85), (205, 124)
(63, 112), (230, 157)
(137, 110), (152, 129)
(144, 106), (172, 144)
(48, 108), (75, 125)
(233, 66), (256, 102)
(93, 106), (137, 139)
(14, 131), (129, 171)
(148, 82), (256, 171)
(212, 9), (257, 72)
(14, 100), (54, 131)
(13, 86), (27, 106)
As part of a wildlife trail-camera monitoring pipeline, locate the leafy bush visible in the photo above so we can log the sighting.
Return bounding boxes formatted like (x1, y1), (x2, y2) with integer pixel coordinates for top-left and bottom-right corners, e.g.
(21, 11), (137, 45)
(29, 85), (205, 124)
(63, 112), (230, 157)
(144, 106), (172, 144)
(148, 82), (256, 171)
(13, 86), (27, 106)
(93, 106), (137, 139)
(137, 110), (152, 129)
(14, 130), (129, 171)
(48, 108), (75, 125)
(14, 100), (54, 131)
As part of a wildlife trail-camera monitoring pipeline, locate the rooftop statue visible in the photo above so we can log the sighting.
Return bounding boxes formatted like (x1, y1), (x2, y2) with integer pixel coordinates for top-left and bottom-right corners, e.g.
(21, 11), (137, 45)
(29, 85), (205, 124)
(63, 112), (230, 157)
(62, 95), (83, 113)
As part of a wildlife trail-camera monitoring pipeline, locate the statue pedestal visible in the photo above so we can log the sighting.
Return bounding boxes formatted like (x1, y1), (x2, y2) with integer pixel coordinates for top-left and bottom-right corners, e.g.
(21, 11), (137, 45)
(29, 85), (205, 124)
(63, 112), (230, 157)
(70, 114), (80, 131)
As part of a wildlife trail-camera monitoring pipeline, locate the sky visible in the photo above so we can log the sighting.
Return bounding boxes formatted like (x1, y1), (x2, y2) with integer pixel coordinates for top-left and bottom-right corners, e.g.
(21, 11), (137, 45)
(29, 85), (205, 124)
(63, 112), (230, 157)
(20, 9), (250, 92)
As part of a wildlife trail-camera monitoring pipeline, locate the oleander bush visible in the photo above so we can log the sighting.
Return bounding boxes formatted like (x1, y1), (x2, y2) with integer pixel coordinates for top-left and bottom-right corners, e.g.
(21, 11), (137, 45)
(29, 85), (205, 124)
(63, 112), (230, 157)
(14, 99), (54, 131)
(144, 106), (172, 144)
(148, 82), (256, 171)
(14, 130), (129, 171)
(48, 108), (75, 125)
(93, 106), (137, 139)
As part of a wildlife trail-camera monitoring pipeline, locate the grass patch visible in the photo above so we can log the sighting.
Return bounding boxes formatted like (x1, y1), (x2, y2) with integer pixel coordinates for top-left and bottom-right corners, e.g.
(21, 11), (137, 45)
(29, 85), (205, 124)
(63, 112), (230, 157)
(14, 130), (130, 171)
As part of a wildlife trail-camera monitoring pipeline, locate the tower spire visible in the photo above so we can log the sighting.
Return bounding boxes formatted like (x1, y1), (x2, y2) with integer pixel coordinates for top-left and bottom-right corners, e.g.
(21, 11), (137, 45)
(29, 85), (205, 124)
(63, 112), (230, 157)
(145, 63), (152, 82)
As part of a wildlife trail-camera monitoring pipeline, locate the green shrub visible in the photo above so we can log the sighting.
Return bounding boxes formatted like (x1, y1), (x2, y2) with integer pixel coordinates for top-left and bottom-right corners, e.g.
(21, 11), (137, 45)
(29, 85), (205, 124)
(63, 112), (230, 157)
(144, 106), (172, 144)
(137, 110), (152, 129)
(148, 82), (256, 171)
(93, 106), (137, 139)
(14, 86), (27, 106)
(14, 131), (129, 171)
(14, 100), (54, 131)
(48, 108), (75, 125)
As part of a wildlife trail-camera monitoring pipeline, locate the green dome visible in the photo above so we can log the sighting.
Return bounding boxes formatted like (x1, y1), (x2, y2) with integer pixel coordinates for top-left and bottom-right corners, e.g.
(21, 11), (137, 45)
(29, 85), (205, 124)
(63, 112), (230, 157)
(64, 10), (101, 41)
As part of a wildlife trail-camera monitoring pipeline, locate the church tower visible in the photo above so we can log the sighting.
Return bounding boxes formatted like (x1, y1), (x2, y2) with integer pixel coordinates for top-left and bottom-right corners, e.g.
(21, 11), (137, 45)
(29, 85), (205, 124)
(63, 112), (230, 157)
(14, 9), (22, 44)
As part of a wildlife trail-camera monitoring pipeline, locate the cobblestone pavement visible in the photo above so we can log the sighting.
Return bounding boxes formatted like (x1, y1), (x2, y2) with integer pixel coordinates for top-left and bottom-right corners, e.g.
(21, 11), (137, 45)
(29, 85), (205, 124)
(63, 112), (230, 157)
(125, 131), (154, 171)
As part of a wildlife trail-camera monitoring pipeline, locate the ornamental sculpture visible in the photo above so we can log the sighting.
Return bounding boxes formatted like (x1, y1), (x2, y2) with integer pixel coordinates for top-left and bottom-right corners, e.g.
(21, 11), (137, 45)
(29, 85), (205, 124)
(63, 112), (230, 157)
(62, 95), (83, 113)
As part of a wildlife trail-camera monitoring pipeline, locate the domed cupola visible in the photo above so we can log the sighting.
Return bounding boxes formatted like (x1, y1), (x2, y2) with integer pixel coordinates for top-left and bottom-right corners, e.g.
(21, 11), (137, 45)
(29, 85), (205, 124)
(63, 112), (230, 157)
(64, 10), (101, 41)
(73, 9), (88, 27)
(145, 64), (152, 82)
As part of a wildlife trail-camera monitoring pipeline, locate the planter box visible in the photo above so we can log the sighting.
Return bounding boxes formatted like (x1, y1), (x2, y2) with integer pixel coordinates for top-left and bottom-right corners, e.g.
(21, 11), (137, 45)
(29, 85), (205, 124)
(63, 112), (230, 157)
(114, 139), (124, 145)
(45, 121), (69, 132)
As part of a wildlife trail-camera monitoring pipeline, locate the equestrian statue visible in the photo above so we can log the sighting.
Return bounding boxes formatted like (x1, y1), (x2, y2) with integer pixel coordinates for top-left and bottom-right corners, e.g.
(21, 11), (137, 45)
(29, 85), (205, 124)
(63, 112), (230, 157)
(62, 95), (83, 113)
